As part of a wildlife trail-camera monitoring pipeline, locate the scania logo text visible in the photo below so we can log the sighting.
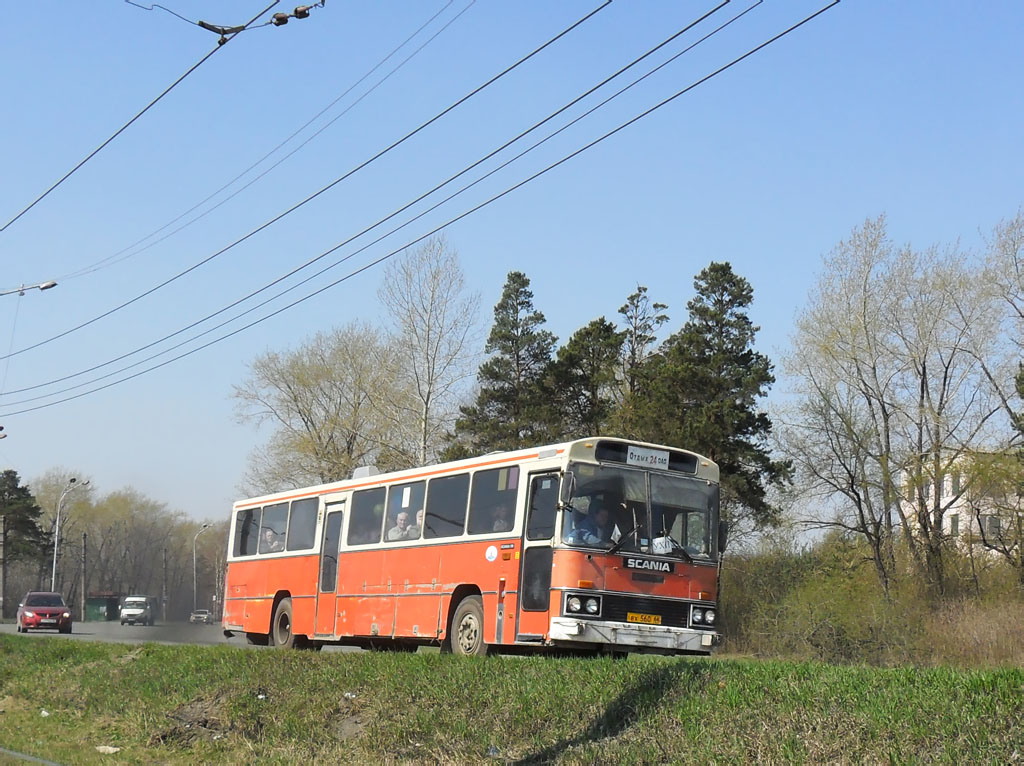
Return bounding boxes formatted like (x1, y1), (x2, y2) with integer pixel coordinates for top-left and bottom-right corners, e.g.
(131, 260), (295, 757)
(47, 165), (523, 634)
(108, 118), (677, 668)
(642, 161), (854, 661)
(623, 557), (673, 572)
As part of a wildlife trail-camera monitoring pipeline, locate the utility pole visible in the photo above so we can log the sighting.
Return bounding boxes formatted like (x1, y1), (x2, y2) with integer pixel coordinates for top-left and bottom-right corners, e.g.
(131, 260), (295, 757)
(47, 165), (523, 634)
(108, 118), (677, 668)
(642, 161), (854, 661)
(0, 516), (6, 620)
(80, 532), (87, 621)
(162, 547), (168, 623)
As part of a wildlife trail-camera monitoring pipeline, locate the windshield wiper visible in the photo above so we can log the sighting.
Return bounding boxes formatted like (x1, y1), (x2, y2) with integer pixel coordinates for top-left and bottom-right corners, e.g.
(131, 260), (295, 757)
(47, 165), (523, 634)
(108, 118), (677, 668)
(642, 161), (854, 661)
(662, 533), (693, 563)
(607, 525), (640, 555)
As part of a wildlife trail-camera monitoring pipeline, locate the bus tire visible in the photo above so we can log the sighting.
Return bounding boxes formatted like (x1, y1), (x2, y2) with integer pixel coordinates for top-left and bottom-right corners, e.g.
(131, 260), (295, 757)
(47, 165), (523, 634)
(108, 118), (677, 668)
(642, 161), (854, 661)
(269, 598), (295, 649)
(449, 595), (487, 657)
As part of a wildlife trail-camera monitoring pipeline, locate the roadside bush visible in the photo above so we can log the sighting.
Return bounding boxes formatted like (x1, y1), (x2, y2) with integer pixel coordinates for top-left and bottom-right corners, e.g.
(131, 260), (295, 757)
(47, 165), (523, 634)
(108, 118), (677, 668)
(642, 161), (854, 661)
(719, 531), (1024, 667)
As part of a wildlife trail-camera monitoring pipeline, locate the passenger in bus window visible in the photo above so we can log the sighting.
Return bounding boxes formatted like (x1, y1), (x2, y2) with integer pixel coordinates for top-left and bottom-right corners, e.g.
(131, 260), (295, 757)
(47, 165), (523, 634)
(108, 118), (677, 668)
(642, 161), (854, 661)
(386, 511), (413, 541)
(407, 509), (425, 539)
(262, 527), (285, 553)
(492, 502), (513, 532)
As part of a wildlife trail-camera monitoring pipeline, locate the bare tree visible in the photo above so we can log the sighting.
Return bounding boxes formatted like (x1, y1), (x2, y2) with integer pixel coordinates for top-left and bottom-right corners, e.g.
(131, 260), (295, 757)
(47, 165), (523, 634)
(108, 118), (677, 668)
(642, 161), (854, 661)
(609, 285), (668, 439)
(233, 322), (414, 493)
(377, 236), (480, 465)
(778, 216), (1005, 597)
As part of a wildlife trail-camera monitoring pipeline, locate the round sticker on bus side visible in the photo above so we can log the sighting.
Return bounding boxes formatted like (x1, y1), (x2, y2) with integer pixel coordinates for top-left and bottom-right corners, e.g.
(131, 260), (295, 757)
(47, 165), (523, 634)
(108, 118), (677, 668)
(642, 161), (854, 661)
(485, 545), (498, 562)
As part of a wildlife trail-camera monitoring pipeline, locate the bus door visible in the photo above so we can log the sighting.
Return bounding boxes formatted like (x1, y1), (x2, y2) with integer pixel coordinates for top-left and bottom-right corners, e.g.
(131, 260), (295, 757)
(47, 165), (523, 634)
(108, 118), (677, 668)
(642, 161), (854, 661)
(516, 472), (559, 641)
(314, 499), (345, 637)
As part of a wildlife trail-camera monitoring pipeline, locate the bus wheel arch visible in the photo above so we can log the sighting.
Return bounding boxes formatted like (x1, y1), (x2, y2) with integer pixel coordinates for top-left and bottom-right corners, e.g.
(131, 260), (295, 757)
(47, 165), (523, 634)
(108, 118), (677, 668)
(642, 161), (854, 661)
(269, 592), (295, 649)
(443, 587), (489, 656)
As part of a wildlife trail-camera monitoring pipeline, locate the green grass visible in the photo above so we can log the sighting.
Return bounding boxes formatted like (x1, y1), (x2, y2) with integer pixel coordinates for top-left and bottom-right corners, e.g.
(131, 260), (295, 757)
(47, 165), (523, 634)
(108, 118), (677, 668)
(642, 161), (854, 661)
(0, 637), (1021, 764)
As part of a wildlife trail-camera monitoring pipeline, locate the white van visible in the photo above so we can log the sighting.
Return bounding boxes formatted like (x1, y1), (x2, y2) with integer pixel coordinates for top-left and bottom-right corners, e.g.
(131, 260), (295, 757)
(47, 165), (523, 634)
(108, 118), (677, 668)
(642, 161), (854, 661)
(120, 596), (153, 626)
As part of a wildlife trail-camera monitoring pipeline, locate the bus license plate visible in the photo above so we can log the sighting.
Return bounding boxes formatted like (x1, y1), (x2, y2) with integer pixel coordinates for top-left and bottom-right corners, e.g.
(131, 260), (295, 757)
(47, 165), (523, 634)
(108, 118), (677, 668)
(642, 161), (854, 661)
(627, 612), (661, 625)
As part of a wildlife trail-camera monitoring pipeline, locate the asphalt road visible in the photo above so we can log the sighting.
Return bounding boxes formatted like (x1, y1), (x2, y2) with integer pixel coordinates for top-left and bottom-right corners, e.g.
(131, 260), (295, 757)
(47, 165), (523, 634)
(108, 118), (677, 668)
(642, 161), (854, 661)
(0, 619), (235, 647)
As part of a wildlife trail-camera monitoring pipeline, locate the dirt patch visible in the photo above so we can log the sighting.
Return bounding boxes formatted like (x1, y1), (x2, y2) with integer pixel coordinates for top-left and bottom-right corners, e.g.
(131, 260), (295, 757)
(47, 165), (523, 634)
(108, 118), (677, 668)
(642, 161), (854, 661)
(330, 709), (366, 740)
(149, 691), (239, 747)
(0, 695), (28, 714)
(116, 647), (144, 664)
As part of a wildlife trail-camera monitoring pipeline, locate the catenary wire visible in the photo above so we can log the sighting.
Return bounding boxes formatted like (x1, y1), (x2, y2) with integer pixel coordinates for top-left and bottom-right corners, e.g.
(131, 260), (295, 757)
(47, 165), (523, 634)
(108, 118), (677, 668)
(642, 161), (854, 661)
(0, 1), (280, 235)
(0, 1), (612, 363)
(2, 1), (749, 397)
(0, 1), (841, 417)
(123, 2), (197, 28)
(62, 0), (467, 281)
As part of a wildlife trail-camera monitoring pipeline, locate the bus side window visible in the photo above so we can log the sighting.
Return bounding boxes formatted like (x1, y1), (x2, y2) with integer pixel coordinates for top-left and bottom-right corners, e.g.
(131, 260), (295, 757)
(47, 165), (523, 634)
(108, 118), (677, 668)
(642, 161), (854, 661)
(348, 488), (385, 545)
(385, 481), (425, 542)
(259, 502), (289, 554)
(320, 509), (344, 592)
(234, 508), (261, 556)
(526, 475), (558, 540)
(467, 466), (519, 535)
(424, 474), (469, 539)
(287, 497), (318, 551)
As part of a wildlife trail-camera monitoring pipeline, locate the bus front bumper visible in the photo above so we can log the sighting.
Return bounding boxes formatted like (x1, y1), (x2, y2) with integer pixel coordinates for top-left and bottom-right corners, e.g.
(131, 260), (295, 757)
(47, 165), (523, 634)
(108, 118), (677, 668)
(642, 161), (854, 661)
(549, 617), (720, 654)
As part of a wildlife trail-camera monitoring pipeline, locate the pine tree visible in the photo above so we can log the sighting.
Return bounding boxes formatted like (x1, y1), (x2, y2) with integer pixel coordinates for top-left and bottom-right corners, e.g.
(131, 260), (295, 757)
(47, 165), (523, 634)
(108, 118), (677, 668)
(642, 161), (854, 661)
(544, 317), (624, 439)
(0, 470), (45, 618)
(449, 272), (556, 454)
(638, 262), (790, 528)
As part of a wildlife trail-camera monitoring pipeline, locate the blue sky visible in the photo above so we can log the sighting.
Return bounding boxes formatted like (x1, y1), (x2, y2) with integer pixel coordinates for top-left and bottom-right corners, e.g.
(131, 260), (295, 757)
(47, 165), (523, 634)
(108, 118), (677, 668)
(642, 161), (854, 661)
(1, 0), (1021, 520)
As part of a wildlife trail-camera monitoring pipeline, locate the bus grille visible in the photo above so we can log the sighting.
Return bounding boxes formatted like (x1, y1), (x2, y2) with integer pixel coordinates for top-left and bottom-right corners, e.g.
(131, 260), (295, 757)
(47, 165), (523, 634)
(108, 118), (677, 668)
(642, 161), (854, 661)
(580, 594), (693, 630)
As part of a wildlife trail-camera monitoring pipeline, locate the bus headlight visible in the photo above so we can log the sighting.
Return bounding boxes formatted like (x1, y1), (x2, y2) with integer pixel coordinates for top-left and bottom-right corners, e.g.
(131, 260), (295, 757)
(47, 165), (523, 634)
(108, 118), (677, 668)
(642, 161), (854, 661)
(704, 609), (716, 625)
(567, 596), (582, 613)
(585, 598), (599, 614)
(692, 607), (704, 624)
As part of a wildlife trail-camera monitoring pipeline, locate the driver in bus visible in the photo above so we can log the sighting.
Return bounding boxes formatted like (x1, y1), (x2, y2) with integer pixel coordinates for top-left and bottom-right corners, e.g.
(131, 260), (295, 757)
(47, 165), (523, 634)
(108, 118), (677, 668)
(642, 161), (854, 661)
(573, 499), (616, 546)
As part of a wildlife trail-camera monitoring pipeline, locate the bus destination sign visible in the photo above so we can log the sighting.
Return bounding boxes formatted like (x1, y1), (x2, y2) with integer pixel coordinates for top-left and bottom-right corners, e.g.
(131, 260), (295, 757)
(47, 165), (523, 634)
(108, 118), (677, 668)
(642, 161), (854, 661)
(626, 445), (669, 469)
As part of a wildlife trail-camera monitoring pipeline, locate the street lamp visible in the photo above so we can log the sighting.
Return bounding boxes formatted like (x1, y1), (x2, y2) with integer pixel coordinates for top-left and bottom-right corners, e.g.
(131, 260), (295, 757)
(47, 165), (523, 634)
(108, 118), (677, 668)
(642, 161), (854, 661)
(51, 477), (89, 592)
(193, 524), (211, 612)
(0, 280), (57, 297)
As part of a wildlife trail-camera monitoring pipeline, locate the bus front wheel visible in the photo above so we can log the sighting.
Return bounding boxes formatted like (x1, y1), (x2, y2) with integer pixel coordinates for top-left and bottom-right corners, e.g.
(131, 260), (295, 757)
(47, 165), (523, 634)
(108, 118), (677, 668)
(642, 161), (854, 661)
(448, 595), (488, 657)
(269, 598), (294, 649)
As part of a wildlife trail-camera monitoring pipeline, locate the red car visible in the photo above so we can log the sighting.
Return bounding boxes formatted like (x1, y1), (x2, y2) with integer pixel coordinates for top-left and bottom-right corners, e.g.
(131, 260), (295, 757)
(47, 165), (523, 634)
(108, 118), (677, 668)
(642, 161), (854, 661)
(16, 592), (73, 634)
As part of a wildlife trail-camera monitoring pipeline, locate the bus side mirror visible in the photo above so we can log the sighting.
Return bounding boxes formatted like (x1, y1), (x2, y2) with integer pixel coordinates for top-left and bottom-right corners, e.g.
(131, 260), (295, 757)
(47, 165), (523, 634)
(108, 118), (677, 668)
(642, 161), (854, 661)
(559, 471), (576, 507)
(718, 520), (729, 553)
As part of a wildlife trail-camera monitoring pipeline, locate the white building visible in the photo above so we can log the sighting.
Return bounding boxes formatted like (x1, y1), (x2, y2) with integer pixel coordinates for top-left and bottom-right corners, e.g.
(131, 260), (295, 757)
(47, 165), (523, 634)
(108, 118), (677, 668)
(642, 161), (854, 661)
(900, 455), (1017, 551)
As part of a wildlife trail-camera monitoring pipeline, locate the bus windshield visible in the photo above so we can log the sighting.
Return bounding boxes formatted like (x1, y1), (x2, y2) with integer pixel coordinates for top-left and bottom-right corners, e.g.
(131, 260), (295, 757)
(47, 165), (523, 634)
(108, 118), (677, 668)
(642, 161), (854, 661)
(560, 462), (717, 560)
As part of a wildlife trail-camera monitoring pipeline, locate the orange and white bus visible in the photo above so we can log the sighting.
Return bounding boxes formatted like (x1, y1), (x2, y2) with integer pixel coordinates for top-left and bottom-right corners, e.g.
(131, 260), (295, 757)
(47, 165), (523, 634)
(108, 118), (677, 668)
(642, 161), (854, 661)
(222, 436), (726, 656)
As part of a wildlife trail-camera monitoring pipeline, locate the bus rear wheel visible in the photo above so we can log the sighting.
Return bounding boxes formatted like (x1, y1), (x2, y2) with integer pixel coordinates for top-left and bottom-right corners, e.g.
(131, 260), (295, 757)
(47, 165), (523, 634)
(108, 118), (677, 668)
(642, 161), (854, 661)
(448, 595), (488, 657)
(269, 598), (294, 649)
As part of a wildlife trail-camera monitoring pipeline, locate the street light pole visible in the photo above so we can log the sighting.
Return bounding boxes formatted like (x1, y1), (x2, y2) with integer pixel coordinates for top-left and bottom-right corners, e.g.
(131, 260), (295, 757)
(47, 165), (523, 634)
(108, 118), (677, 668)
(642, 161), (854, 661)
(51, 478), (89, 592)
(0, 280), (58, 440)
(193, 524), (211, 612)
(0, 280), (57, 297)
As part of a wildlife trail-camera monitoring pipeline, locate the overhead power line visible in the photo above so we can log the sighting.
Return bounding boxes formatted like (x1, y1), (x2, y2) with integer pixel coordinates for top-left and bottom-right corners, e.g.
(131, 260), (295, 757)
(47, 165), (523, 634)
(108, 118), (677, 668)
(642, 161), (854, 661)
(3, 1), (747, 398)
(0, 1), (283, 235)
(0, 1), (841, 417)
(0, 0), (612, 363)
(61, 0), (471, 282)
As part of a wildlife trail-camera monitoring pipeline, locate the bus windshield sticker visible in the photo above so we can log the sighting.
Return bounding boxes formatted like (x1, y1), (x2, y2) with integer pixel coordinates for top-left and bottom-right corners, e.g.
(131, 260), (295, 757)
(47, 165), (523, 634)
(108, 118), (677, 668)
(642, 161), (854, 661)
(626, 445), (669, 469)
(402, 486), (411, 508)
